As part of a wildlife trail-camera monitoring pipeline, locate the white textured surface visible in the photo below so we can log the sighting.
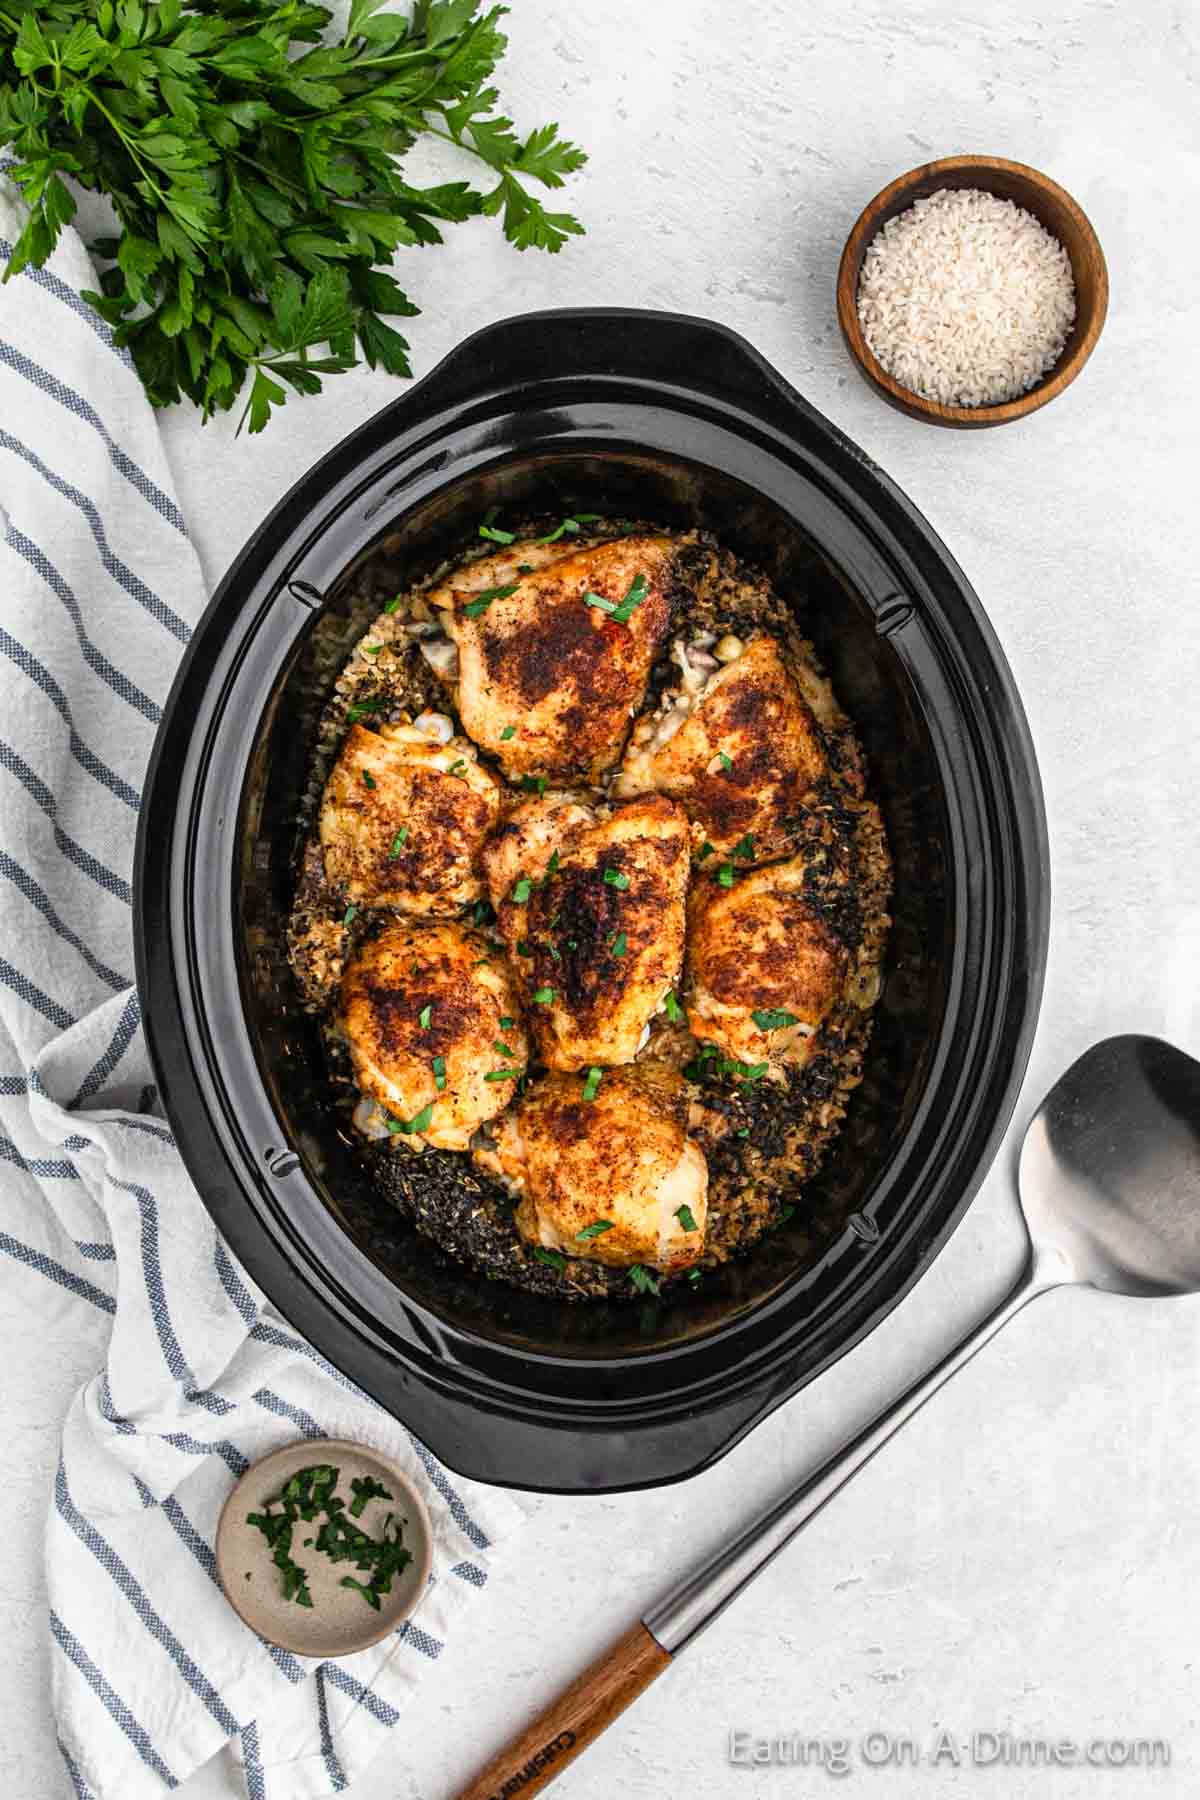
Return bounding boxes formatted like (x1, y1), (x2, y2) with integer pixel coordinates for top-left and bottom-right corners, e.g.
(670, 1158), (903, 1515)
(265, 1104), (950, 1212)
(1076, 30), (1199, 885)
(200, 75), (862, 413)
(8, 0), (1200, 1795)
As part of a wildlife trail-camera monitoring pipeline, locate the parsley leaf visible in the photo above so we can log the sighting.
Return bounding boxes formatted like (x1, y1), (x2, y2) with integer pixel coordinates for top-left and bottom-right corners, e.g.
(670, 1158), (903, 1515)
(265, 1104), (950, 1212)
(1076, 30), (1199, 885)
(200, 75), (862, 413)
(603, 868), (629, 889)
(576, 1217), (613, 1239)
(752, 1008), (800, 1031)
(463, 582), (519, 619)
(663, 989), (685, 1024)
(581, 1066), (603, 1101)
(629, 1264), (660, 1296)
(533, 1246), (566, 1271)
(348, 1475), (392, 1519)
(675, 1203), (699, 1233)
(387, 1101), (435, 1134)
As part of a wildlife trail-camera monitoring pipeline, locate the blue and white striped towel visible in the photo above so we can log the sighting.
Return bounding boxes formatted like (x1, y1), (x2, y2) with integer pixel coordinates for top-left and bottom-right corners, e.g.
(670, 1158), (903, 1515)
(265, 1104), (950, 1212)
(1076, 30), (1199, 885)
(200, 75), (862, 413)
(0, 173), (531, 1800)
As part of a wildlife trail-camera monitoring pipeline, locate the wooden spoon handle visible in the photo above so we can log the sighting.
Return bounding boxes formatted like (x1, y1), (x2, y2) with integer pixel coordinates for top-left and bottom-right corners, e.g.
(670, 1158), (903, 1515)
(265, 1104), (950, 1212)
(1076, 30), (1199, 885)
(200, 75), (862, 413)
(453, 1621), (670, 1800)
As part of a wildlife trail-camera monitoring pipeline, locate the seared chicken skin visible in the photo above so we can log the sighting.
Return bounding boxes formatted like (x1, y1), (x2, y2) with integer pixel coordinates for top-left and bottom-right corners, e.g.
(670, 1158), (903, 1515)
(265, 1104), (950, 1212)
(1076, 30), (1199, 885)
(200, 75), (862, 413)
(686, 850), (849, 1075)
(618, 634), (827, 863)
(483, 792), (690, 1070)
(339, 920), (529, 1151)
(320, 718), (501, 914)
(427, 535), (677, 784)
(480, 1064), (708, 1273)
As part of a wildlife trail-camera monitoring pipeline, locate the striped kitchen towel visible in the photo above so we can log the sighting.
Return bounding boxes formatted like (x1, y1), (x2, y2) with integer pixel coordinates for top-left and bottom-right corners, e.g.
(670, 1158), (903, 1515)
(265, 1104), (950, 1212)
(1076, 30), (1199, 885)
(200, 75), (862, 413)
(0, 172), (531, 1800)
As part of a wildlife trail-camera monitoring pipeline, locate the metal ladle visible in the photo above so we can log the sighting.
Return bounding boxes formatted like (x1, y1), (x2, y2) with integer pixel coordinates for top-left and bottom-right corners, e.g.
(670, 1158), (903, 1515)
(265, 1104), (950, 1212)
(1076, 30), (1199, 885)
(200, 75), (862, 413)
(455, 1036), (1200, 1800)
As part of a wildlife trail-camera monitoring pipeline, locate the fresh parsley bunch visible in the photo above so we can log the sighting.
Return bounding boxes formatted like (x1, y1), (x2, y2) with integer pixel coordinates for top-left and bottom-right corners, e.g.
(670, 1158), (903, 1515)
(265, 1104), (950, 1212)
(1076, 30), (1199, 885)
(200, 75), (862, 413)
(0, 0), (587, 430)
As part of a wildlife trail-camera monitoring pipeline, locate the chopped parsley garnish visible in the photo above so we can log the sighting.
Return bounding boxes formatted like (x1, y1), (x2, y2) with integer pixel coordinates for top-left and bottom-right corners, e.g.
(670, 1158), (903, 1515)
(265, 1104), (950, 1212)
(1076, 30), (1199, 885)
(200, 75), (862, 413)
(731, 833), (756, 859)
(609, 931), (628, 958)
(463, 582), (519, 619)
(500, 725), (517, 740)
(447, 759), (467, 778)
(247, 1463), (409, 1612)
(717, 863), (734, 888)
(675, 1203), (699, 1233)
(384, 595), (403, 615)
(582, 1066), (603, 1102)
(361, 768), (376, 789)
(576, 1217), (613, 1239)
(718, 751), (733, 771)
(484, 1068), (521, 1082)
(719, 1059), (769, 1083)
(346, 695), (386, 725)
(603, 868), (630, 889)
(532, 986), (556, 1004)
(533, 1247), (566, 1270)
(387, 1101), (434, 1135)
(520, 774), (549, 795)
(432, 1055), (446, 1091)
(499, 1015), (516, 1030)
(494, 1040), (517, 1058)
(478, 510), (515, 545)
(244, 1504), (313, 1608)
(348, 1476), (392, 1519)
(517, 563), (534, 575)
(545, 850), (561, 877)
(511, 877), (533, 904)
(472, 899), (496, 927)
(752, 1008), (800, 1031)
(362, 643), (381, 658)
(389, 828), (408, 858)
(584, 570), (650, 625)
(516, 939), (534, 957)
(696, 842), (715, 861)
(629, 1264), (660, 1296)
(418, 1004), (432, 1029)
(688, 1267), (703, 1283)
(663, 989), (685, 1024)
(532, 513), (599, 545)
(737, 1126), (751, 1138)
(343, 905), (357, 928)
(609, 572), (650, 623)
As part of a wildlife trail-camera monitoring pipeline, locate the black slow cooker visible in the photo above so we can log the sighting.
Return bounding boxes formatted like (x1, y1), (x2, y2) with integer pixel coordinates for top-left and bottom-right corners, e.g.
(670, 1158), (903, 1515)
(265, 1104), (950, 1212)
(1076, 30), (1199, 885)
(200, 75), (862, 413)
(135, 309), (1049, 1494)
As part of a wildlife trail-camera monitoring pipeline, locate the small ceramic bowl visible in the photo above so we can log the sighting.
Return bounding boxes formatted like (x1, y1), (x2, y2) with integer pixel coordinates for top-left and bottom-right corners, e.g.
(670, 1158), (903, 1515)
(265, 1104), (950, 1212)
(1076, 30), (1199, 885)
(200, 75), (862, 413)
(836, 154), (1109, 428)
(215, 1437), (433, 1656)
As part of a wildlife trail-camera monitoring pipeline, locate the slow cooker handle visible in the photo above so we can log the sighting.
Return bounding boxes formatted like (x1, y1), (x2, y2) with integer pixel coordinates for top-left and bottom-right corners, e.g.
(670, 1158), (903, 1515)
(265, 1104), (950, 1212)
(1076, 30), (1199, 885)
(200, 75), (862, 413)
(386, 1360), (797, 1494)
(381, 305), (833, 439)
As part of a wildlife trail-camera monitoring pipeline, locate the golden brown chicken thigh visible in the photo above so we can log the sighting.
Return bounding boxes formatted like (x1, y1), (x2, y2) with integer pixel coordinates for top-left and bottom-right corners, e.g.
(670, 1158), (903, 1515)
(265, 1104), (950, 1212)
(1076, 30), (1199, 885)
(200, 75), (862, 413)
(320, 718), (501, 914)
(479, 1064), (708, 1273)
(339, 920), (529, 1151)
(618, 634), (827, 862)
(427, 535), (677, 783)
(482, 792), (690, 1069)
(686, 850), (848, 1075)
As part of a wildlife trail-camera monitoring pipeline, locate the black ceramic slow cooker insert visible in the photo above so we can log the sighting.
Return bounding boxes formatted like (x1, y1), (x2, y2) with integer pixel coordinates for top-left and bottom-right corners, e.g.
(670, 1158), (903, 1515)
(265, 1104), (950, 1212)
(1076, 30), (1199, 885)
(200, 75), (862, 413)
(135, 309), (1049, 1494)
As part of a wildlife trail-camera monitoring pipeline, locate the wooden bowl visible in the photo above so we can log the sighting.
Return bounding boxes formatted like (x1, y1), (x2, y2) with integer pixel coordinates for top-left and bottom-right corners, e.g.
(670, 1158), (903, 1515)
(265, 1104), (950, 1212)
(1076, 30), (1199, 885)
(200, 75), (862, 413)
(836, 155), (1108, 428)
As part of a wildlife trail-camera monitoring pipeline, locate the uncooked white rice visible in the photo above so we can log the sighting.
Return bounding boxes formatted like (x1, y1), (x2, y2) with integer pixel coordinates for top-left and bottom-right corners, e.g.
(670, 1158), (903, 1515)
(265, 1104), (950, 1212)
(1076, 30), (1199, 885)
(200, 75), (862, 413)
(857, 186), (1076, 408)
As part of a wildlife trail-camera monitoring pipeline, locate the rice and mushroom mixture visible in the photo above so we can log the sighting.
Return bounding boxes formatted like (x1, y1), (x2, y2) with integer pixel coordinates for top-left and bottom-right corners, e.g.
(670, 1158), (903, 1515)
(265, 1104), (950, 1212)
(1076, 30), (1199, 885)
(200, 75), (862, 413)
(287, 519), (891, 1301)
(857, 186), (1076, 408)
